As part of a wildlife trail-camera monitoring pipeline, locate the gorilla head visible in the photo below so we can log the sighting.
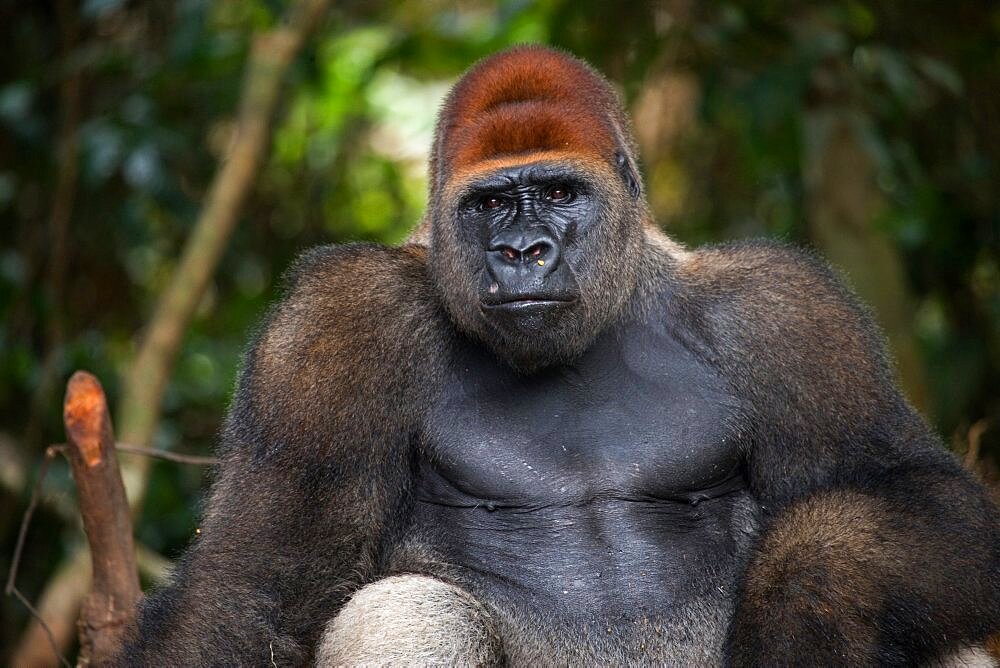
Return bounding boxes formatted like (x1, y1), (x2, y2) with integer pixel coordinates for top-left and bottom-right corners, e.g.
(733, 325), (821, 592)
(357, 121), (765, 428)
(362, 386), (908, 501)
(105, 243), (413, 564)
(426, 46), (650, 372)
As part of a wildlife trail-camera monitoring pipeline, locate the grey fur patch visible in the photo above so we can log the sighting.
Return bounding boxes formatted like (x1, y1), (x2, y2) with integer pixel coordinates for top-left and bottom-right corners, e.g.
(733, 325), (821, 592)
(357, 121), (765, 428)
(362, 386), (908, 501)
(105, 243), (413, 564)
(931, 646), (997, 668)
(315, 575), (502, 666)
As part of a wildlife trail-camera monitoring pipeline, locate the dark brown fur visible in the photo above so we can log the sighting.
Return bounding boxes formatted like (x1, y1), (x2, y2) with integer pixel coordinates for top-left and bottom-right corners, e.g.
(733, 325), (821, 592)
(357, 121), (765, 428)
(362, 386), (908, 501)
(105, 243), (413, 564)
(673, 242), (1000, 664)
(119, 245), (452, 664)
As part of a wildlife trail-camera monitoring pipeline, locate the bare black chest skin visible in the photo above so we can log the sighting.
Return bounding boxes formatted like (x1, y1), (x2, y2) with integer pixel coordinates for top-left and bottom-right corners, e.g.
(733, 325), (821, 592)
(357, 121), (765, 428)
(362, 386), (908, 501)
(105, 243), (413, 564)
(411, 292), (759, 620)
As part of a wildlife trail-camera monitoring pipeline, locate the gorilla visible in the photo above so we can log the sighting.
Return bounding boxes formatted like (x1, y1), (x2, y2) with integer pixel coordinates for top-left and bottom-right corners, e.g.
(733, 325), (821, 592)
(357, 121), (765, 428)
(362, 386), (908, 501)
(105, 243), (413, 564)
(120, 46), (1000, 666)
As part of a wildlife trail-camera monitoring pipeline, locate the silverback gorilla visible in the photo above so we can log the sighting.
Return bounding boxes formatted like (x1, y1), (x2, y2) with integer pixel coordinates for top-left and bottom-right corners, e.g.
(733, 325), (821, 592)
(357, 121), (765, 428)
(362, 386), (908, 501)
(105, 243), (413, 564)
(120, 46), (1000, 666)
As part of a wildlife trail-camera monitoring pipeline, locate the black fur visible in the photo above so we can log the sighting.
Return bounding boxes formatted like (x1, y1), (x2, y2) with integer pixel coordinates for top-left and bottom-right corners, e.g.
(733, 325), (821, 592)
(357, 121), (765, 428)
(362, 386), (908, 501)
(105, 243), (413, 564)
(117, 47), (1000, 666)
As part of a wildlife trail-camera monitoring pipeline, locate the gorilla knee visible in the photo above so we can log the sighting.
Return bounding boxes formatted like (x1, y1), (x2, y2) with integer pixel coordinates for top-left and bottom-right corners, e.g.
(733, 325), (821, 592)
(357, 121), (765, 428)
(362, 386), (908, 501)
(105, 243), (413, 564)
(315, 575), (503, 666)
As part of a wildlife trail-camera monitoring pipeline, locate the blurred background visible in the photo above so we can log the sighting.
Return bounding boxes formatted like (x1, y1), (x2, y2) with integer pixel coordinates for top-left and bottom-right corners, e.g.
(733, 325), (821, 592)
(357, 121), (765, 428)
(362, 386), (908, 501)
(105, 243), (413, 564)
(1, 0), (998, 664)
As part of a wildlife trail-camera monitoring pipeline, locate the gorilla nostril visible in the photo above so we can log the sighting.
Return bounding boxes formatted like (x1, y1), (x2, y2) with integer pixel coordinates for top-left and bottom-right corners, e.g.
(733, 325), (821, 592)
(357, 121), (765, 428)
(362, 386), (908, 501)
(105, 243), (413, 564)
(491, 240), (555, 265)
(526, 244), (546, 258)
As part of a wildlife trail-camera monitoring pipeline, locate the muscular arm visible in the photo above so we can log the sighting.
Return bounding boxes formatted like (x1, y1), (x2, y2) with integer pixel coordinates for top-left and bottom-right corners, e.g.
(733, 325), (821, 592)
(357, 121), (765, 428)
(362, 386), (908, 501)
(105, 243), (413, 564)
(119, 244), (442, 665)
(683, 243), (1000, 666)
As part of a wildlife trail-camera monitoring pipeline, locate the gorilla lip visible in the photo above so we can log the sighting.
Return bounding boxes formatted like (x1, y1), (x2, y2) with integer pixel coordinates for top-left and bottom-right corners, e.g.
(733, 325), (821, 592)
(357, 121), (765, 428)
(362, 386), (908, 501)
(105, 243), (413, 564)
(481, 297), (576, 312)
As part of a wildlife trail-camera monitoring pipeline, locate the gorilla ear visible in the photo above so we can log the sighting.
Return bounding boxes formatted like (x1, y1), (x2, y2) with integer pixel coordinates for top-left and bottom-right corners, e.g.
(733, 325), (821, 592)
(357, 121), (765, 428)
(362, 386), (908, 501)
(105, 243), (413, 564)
(616, 151), (641, 199)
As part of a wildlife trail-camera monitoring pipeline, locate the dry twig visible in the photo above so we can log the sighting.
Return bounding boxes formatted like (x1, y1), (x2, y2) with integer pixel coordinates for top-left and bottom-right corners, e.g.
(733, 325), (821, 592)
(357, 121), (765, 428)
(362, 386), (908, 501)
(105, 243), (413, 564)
(63, 371), (142, 665)
(5, 438), (211, 667)
(4, 444), (71, 668)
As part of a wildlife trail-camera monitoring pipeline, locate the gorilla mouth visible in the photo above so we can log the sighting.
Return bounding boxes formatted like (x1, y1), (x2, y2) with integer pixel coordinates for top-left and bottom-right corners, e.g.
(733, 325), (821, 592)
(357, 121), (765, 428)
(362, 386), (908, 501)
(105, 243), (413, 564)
(481, 296), (577, 312)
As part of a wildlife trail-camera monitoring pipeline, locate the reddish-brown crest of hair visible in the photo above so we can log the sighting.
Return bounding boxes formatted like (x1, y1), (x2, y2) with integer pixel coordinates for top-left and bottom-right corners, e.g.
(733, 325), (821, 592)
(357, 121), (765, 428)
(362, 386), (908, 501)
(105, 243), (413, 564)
(434, 46), (626, 183)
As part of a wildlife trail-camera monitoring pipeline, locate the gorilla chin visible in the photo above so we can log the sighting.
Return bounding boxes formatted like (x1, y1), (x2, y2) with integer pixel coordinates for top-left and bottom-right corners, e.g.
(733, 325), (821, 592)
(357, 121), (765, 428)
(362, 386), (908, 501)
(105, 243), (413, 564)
(475, 294), (598, 374)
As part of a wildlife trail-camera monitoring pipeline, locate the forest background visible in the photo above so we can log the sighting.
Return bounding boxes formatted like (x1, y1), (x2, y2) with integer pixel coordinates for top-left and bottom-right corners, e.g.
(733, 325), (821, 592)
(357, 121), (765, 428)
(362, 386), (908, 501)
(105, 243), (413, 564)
(2, 1), (998, 664)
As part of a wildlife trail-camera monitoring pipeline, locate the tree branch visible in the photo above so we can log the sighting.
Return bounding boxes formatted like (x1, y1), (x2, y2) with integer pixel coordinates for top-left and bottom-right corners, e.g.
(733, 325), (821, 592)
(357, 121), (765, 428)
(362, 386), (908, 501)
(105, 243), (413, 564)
(63, 371), (141, 665)
(9, 553), (86, 668)
(4, 436), (189, 668)
(116, 0), (332, 514)
(11, 3), (332, 662)
(23, 0), (84, 454)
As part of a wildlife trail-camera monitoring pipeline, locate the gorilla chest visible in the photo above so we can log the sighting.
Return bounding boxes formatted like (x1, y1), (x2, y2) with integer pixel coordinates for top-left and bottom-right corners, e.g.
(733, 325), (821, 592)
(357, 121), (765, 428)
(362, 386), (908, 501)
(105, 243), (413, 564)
(412, 321), (750, 613)
(421, 322), (742, 505)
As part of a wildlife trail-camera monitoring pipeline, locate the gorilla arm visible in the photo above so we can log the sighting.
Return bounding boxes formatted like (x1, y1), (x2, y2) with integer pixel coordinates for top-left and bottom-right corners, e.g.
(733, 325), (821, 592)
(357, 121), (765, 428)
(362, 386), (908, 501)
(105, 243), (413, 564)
(118, 244), (441, 665)
(684, 243), (1000, 666)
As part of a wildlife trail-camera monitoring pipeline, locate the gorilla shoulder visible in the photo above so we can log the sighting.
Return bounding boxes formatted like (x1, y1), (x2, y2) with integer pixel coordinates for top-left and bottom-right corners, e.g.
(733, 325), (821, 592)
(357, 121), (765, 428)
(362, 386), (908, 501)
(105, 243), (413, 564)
(673, 240), (926, 501)
(677, 239), (889, 377)
(224, 243), (444, 457)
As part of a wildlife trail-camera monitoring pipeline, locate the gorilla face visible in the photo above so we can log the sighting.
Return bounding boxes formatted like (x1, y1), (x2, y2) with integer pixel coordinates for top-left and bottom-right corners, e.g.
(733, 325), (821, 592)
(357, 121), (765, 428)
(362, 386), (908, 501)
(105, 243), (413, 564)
(467, 163), (591, 317)
(430, 155), (645, 373)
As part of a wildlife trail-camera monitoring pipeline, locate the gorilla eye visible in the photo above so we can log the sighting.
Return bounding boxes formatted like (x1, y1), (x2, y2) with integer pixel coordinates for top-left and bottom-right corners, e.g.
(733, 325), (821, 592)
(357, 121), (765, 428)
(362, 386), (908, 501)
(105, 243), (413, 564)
(546, 185), (573, 202)
(479, 195), (507, 211)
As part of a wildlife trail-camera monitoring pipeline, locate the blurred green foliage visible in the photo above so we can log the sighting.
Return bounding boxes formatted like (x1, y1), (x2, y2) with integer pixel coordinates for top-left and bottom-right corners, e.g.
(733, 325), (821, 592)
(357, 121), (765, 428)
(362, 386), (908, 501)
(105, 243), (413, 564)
(1, 0), (998, 658)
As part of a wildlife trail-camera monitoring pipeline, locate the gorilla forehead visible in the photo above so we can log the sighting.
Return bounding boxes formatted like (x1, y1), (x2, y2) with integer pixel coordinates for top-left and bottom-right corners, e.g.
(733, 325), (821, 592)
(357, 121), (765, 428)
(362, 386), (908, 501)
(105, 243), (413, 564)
(437, 47), (622, 175)
(429, 45), (641, 202)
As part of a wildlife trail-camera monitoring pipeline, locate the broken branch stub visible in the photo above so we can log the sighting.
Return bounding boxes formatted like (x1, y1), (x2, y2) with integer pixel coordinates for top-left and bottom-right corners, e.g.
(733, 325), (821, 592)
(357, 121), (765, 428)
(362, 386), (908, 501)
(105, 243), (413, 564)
(63, 371), (141, 665)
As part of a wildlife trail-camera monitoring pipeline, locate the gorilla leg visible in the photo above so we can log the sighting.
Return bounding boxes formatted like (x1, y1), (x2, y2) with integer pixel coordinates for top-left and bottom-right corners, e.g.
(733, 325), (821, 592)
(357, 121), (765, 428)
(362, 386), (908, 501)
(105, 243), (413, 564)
(315, 575), (503, 666)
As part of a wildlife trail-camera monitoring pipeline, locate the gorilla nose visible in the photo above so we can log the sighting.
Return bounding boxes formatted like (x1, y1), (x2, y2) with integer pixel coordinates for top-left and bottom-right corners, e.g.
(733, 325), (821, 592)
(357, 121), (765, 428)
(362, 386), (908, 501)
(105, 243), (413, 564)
(492, 241), (552, 264)
(483, 230), (573, 306)
(487, 234), (560, 271)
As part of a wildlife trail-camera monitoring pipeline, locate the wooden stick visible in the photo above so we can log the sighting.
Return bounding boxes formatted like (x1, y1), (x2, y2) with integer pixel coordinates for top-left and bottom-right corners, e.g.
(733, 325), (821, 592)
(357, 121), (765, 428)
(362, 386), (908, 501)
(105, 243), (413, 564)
(63, 371), (140, 665)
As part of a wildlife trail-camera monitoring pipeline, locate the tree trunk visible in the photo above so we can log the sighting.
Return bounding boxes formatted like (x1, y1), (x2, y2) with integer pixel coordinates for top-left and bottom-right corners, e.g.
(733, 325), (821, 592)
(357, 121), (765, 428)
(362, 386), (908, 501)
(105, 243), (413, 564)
(803, 110), (930, 414)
